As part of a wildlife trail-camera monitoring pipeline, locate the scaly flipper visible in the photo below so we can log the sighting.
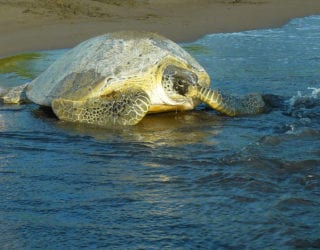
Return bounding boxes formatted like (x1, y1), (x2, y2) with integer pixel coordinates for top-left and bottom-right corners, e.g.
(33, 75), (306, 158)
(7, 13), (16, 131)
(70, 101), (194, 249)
(52, 90), (150, 126)
(0, 83), (29, 104)
(195, 86), (265, 116)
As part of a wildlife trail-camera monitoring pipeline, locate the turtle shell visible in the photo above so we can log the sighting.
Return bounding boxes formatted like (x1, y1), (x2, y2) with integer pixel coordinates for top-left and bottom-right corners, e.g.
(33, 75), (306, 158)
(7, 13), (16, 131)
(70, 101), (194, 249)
(26, 31), (208, 107)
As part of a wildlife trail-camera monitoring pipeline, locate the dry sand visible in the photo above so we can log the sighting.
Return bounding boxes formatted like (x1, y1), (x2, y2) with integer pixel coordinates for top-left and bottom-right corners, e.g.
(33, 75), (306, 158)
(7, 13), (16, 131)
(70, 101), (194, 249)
(1, 0), (320, 57)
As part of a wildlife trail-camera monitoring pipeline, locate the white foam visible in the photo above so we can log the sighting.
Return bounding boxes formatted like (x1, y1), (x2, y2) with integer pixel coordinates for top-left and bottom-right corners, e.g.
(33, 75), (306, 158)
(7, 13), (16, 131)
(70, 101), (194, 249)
(288, 87), (320, 107)
(308, 87), (320, 98)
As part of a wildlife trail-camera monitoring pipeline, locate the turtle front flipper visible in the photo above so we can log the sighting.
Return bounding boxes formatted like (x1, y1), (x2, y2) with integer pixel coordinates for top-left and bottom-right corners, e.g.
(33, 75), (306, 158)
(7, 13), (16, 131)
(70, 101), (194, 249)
(52, 90), (150, 126)
(196, 86), (265, 116)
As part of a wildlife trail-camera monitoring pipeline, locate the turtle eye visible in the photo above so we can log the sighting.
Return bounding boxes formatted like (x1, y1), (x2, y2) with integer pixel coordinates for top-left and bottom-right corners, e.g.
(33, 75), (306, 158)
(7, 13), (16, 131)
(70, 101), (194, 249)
(177, 79), (183, 86)
(174, 79), (188, 95)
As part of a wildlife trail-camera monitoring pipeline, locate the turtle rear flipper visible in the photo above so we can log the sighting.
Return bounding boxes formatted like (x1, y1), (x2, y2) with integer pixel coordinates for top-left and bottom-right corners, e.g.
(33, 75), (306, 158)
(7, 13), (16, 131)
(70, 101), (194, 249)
(52, 89), (150, 126)
(0, 83), (29, 104)
(196, 86), (265, 116)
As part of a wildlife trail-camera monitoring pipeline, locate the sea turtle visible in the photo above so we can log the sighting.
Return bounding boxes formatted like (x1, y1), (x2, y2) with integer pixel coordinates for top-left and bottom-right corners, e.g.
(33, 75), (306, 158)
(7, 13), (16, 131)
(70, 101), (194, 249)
(0, 31), (265, 126)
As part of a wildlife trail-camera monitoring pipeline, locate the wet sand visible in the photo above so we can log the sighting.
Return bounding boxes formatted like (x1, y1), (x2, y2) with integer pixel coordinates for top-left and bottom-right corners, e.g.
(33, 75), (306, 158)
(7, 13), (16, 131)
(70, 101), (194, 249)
(1, 0), (320, 57)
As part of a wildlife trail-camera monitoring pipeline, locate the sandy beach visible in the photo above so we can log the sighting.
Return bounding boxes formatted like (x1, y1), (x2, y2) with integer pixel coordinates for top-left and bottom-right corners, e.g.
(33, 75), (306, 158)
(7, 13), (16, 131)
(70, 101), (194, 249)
(1, 0), (320, 57)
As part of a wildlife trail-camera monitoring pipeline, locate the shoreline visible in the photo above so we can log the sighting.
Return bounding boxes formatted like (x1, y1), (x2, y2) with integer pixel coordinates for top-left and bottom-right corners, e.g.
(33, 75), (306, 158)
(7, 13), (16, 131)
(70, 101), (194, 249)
(1, 0), (320, 57)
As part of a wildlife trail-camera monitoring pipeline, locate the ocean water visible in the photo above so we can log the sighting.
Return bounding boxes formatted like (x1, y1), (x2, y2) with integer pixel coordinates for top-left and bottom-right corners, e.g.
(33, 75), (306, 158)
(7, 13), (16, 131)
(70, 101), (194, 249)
(0, 16), (320, 249)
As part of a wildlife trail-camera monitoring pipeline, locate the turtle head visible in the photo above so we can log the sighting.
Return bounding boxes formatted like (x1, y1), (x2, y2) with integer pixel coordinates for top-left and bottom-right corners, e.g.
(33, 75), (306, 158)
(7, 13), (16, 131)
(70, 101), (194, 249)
(162, 65), (197, 96)
(159, 63), (210, 110)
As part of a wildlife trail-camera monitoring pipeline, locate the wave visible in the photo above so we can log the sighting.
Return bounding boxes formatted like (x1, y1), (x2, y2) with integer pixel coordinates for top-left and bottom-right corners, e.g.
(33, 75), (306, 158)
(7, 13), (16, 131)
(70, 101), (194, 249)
(262, 87), (320, 134)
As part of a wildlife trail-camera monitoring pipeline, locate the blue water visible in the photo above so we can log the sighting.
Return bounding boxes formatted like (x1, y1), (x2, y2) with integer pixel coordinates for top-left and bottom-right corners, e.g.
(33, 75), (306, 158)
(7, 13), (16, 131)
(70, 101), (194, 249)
(1, 16), (320, 249)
